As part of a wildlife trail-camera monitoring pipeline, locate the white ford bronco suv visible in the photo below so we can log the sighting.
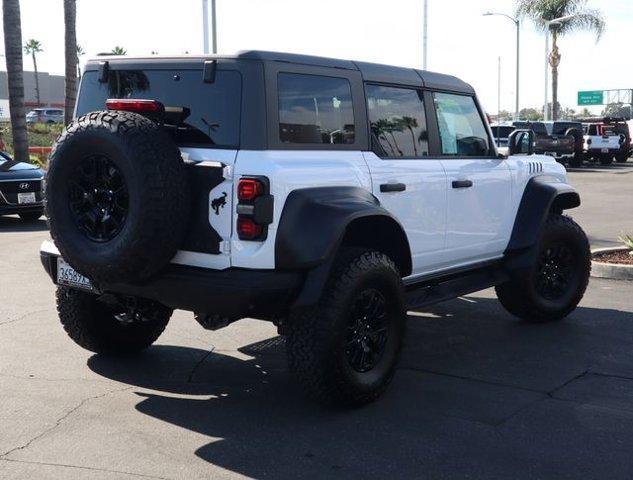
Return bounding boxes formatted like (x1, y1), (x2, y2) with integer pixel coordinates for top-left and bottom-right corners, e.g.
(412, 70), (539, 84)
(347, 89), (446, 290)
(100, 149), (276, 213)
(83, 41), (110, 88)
(40, 51), (591, 407)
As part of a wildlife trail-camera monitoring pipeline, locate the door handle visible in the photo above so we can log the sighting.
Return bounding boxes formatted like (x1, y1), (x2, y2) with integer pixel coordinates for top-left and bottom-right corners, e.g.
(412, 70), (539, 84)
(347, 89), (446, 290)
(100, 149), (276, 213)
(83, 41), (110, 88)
(380, 183), (406, 193)
(452, 180), (473, 189)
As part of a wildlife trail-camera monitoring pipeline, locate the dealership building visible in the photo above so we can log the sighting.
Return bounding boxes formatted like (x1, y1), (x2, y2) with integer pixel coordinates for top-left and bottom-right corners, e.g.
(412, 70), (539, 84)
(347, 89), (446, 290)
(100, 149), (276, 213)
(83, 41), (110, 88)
(0, 70), (65, 120)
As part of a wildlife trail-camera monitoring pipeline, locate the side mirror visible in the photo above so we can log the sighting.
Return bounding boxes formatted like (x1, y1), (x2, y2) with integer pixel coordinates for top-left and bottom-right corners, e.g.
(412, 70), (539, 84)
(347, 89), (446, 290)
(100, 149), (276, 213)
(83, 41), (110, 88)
(508, 129), (534, 156)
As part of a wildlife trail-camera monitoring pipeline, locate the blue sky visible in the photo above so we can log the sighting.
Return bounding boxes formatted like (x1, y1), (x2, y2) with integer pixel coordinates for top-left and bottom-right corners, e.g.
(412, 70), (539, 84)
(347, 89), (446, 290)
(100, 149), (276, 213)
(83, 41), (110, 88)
(3, 0), (632, 115)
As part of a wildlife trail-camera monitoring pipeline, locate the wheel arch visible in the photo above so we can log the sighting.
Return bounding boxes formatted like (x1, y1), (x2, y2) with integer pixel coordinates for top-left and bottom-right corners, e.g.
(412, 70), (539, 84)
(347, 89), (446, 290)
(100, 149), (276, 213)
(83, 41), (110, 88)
(506, 176), (580, 253)
(275, 186), (411, 308)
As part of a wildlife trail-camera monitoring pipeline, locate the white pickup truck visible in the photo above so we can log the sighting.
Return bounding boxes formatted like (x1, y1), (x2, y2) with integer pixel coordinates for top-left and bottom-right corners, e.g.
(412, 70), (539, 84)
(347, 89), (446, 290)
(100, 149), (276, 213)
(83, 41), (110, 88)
(583, 122), (626, 165)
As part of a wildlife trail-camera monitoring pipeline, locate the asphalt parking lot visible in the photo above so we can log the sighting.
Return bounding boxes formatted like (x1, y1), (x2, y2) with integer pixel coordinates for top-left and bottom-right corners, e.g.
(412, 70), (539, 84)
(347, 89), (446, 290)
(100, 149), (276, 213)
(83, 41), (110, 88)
(1, 163), (632, 479)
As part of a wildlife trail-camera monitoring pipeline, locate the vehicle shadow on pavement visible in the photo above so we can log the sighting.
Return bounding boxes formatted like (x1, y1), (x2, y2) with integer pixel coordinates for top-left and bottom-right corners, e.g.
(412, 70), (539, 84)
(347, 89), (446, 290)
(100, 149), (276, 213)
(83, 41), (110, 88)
(0, 215), (48, 232)
(87, 296), (633, 479)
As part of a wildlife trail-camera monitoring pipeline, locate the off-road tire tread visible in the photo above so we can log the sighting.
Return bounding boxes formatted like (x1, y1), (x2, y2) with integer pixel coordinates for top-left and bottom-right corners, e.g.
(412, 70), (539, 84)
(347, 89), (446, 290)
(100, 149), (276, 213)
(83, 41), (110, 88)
(287, 249), (405, 407)
(47, 110), (189, 283)
(496, 214), (590, 322)
(56, 286), (171, 354)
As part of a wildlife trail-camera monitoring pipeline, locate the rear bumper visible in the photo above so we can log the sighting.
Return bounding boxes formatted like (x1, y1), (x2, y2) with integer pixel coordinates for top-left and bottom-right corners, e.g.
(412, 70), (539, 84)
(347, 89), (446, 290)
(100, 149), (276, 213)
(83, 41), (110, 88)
(40, 250), (304, 319)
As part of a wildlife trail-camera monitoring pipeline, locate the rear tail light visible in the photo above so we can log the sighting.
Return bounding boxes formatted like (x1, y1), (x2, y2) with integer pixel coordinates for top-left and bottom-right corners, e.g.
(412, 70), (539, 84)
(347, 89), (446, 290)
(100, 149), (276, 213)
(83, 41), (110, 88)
(237, 178), (264, 201)
(105, 99), (164, 114)
(587, 139), (592, 145)
(236, 176), (273, 241)
(237, 217), (263, 240)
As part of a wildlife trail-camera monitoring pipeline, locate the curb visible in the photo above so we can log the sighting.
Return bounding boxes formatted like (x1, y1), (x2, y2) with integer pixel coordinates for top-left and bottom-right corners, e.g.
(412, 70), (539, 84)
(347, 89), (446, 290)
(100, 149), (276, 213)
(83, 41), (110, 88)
(591, 247), (633, 281)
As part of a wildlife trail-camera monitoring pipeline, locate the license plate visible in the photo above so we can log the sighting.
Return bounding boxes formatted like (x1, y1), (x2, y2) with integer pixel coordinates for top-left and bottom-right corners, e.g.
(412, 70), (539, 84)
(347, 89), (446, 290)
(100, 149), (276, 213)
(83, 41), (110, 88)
(17, 192), (36, 204)
(601, 148), (609, 153)
(57, 258), (93, 291)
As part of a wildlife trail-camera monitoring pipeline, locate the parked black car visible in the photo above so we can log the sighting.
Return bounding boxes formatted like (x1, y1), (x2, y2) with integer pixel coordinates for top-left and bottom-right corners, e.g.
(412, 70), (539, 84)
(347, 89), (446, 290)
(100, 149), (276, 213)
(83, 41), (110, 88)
(0, 152), (45, 222)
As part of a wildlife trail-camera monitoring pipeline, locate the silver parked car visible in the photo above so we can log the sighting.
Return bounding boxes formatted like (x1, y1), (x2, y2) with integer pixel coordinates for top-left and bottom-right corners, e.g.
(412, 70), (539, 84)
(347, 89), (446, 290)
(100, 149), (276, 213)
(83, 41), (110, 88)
(26, 108), (64, 124)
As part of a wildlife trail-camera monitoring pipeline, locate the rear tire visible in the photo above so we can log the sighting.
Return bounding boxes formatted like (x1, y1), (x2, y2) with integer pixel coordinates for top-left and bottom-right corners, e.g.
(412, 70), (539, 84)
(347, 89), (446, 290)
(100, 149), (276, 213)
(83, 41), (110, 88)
(615, 152), (629, 163)
(496, 214), (590, 323)
(286, 249), (406, 407)
(599, 155), (614, 166)
(57, 286), (171, 354)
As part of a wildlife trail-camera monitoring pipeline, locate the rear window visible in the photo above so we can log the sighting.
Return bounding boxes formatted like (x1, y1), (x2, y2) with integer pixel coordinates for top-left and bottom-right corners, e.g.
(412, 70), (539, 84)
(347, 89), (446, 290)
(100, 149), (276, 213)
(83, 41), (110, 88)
(553, 122), (581, 135)
(76, 69), (242, 148)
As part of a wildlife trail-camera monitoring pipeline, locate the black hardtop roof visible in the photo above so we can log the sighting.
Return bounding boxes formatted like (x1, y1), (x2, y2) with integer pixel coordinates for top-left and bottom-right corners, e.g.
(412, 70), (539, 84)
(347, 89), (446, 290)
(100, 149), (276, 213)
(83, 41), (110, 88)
(87, 50), (474, 94)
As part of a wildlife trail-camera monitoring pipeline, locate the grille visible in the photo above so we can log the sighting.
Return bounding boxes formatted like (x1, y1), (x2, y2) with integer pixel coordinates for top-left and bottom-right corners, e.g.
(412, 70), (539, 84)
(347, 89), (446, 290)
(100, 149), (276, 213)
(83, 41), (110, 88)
(0, 180), (43, 194)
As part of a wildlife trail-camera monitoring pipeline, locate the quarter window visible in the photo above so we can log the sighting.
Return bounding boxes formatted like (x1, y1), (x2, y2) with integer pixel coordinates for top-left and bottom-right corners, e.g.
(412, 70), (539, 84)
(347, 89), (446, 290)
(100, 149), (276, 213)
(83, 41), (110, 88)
(366, 84), (429, 158)
(278, 73), (355, 144)
(434, 93), (491, 156)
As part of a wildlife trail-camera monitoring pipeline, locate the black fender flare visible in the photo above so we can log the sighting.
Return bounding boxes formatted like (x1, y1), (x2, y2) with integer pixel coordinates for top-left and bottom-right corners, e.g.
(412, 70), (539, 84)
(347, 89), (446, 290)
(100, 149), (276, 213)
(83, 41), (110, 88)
(275, 186), (410, 307)
(504, 175), (580, 270)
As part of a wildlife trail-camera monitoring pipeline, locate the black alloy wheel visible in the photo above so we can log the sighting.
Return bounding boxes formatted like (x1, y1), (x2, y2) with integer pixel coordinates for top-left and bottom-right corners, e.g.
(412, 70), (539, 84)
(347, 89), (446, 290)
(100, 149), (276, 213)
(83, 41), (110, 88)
(535, 245), (575, 301)
(68, 154), (129, 242)
(346, 288), (389, 373)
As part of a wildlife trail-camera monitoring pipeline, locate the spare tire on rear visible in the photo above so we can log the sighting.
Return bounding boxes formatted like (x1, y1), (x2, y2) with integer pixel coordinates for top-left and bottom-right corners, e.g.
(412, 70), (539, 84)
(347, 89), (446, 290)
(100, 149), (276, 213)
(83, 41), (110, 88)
(46, 110), (190, 284)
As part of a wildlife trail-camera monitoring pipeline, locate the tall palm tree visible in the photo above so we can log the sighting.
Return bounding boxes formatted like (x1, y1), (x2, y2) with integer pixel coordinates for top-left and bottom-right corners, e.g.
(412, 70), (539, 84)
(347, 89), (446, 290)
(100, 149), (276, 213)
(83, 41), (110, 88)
(76, 44), (85, 81)
(64, 0), (77, 124)
(24, 39), (43, 106)
(397, 116), (420, 156)
(516, 0), (605, 120)
(3, 0), (28, 162)
(110, 46), (127, 55)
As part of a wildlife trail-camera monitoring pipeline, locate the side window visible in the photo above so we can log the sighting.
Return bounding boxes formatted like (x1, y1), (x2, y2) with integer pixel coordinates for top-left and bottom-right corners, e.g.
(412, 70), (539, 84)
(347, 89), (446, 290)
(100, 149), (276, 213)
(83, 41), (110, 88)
(277, 73), (355, 144)
(433, 93), (491, 157)
(365, 84), (429, 158)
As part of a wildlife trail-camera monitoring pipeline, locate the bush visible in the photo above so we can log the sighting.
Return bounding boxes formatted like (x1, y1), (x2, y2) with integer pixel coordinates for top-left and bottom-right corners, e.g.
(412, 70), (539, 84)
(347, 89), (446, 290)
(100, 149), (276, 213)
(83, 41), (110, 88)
(619, 234), (633, 256)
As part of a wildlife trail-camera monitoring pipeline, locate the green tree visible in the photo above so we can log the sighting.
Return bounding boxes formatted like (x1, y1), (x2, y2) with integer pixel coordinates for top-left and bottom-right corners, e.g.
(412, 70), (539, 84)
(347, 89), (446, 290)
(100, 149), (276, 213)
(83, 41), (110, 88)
(23, 39), (43, 106)
(3, 0), (28, 162)
(110, 46), (127, 55)
(64, 0), (77, 124)
(519, 108), (543, 121)
(602, 103), (632, 119)
(516, 0), (605, 121)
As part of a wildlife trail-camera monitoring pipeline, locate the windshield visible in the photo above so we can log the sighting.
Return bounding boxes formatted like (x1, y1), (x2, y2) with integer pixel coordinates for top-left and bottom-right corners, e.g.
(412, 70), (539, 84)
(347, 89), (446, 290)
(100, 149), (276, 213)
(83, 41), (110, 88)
(76, 68), (242, 148)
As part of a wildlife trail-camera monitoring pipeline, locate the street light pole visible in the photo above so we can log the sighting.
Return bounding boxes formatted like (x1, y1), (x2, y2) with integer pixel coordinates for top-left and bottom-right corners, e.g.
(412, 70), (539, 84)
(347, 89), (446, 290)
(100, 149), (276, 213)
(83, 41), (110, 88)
(211, 0), (217, 54)
(202, 0), (218, 54)
(422, 0), (428, 70)
(483, 12), (520, 120)
(202, 0), (209, 54)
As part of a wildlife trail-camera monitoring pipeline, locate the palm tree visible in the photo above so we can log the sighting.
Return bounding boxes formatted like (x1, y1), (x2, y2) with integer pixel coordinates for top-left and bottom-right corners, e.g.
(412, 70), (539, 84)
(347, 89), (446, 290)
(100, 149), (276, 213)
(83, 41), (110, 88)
(3, 0), (28, 162)
(24, 39), (43, 106)
(397, 116), (420, 156)
(516, 0), (605, 121)
(76, 44), (85, 81)
(64, 0), (77, 124)
(110, 46), (127, 55)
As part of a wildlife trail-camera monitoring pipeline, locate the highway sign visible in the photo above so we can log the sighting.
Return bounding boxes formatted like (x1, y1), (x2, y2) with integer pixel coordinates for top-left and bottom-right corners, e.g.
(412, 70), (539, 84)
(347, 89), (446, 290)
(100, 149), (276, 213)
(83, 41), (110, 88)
(578, 91), (604, 106)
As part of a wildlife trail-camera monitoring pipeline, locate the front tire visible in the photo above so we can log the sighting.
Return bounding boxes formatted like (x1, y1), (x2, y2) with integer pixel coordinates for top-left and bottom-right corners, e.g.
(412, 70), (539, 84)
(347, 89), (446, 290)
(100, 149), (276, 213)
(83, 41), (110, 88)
(57, 287), (171, 354)
(496, 214), (590, 323)
(286, 250), (406, 407)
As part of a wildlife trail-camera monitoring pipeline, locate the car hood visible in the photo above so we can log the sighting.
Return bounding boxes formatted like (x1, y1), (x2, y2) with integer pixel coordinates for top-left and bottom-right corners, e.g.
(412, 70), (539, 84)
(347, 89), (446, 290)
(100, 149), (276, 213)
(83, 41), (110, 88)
(0, 160), (44, 180)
